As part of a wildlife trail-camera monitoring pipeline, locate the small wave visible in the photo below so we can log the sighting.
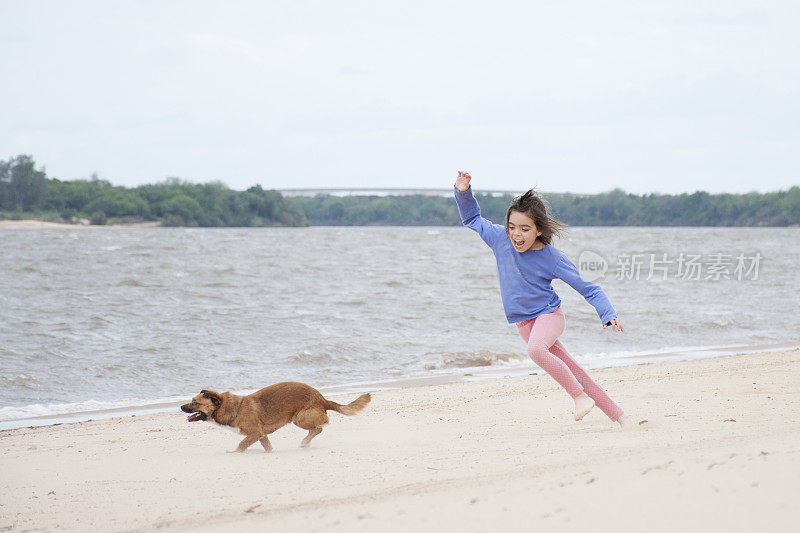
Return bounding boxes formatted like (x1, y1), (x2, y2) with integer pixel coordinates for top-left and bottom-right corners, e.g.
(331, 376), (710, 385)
(424, 351), (525, 370)
(285, 350), (334, 364)
(117, 278), (150, 287)
(0, 395), (186, 423)
(341, 299), (368, 306)
(89, 315), (112, 325)
(573, 342), (800, 362)
(2, 374), (42, 391)
(41, 346), (73, 359)
(709, 318), (735, 328)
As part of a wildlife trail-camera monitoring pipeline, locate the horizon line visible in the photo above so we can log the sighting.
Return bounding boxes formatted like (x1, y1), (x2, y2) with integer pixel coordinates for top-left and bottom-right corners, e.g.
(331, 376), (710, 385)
(278, 187), (555, 198)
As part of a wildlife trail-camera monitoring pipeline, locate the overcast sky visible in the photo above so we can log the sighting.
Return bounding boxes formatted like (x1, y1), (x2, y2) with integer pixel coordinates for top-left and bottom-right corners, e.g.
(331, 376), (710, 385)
(2, 1), (799, 194)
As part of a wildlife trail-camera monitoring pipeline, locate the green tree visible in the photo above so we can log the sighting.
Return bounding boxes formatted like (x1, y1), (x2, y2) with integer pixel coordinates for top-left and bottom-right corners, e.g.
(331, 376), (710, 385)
(0, 158), (9, 209)
(779, 186), (800, 225)
(4, 155), (47, 211)
(84, 188), (149, 219)
(158, 194), (203, 226)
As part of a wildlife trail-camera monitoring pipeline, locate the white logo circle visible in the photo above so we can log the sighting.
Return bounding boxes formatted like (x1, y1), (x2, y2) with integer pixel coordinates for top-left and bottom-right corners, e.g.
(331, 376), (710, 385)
(578, 250), (608, 282)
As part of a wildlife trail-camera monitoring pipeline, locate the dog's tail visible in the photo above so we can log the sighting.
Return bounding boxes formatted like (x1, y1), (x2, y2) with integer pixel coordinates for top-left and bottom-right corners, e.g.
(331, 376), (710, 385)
(326, 393), (371, 415)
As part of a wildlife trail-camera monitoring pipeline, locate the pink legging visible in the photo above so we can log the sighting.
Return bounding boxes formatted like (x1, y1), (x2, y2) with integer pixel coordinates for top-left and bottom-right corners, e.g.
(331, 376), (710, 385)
(517, 307), (624, 421)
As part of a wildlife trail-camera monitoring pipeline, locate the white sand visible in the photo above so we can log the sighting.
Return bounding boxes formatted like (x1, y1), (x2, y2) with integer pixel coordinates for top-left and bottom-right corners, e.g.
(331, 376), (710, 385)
(2, 349), (798, 532)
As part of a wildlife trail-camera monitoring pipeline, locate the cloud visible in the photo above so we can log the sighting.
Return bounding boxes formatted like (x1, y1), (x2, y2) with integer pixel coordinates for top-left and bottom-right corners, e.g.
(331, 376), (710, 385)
(1, 1), (798, 194)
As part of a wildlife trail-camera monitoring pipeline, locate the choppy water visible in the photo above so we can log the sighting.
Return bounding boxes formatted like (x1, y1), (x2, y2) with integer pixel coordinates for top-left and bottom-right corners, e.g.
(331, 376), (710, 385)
(1, 226), (798, 423)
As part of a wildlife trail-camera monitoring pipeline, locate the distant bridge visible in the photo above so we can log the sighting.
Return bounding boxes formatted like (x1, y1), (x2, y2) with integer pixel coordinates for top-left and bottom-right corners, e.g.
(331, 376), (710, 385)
(278, 187), (523, 197)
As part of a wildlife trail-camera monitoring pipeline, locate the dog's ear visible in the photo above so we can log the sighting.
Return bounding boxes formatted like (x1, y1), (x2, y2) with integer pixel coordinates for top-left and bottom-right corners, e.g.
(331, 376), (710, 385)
(200, 390), (222, 406)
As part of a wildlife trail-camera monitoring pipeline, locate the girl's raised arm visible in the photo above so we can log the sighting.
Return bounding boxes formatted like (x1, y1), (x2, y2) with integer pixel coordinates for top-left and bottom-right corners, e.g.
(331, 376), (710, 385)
(453, 171), (505, 248)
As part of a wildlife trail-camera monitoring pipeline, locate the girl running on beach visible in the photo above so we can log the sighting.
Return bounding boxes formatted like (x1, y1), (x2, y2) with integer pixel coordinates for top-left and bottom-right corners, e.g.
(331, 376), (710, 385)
(454, 171), (631, 428)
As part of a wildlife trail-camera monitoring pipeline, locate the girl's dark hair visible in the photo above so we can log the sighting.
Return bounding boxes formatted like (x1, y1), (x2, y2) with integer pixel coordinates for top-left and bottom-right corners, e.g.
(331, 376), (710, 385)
(505, 189), (566, 245)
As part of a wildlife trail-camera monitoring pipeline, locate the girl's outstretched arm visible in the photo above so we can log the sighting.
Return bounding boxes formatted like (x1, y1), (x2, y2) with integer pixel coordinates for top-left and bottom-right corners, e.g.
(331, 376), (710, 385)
(553, 252), (623, 331)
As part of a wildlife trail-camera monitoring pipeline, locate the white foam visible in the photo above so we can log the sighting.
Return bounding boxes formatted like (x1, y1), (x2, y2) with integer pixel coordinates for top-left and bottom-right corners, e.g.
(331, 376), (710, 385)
(0, 395), (186, 424)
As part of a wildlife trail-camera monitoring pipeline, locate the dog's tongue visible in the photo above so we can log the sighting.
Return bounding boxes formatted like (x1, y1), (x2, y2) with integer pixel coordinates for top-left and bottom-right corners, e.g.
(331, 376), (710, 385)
(187, 413), (201, 422)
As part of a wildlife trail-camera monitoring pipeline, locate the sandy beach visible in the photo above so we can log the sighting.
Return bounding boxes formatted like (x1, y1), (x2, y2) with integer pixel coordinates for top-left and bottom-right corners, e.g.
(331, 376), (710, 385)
(2, 349), (798, 532)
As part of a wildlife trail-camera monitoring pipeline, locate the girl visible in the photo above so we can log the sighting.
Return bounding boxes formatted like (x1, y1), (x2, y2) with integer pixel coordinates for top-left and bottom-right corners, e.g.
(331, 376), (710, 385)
(454, 171), (631, 428)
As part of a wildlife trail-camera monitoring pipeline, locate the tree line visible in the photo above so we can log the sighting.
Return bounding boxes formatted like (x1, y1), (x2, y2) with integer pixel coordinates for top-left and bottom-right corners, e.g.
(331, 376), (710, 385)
(292, 187), (800, 227)
(2, 154), (798, 227)
(0, 155), (307, 227)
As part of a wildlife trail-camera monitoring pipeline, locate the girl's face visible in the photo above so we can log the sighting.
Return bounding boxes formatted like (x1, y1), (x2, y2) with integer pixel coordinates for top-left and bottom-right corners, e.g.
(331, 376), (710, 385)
(507, 210), (543, 252)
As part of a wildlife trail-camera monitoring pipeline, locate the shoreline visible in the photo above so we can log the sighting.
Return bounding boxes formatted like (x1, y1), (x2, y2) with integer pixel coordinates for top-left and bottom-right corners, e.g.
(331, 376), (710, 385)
(0, 219), (162, 229)
(2, 341), (796, 431)
(3, 219), (800, 230)
(3, 348), (799, 532)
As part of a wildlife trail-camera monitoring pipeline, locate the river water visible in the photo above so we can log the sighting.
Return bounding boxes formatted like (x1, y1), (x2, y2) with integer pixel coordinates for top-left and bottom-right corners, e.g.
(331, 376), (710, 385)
(1, 226), (798, 425)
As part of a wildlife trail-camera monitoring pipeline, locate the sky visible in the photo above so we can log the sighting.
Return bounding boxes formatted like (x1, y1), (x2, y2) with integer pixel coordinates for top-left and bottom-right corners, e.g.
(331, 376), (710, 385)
(1, 1), (799, 194)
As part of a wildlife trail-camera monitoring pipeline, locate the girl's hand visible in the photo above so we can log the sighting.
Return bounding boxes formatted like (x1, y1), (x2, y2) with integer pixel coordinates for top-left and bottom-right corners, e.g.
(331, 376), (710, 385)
(455, 171), (471, 192)
(604, 319), (624, 332)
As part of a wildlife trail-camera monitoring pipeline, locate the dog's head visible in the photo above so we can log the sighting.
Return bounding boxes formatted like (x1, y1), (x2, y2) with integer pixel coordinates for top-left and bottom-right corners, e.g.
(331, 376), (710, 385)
(180, 390), (222, 422)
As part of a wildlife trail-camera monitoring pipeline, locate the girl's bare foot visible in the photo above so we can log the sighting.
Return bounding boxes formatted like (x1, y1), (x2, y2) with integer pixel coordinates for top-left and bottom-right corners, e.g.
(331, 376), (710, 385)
(574, 392), (595, 421)
(616, 413), (635, 429)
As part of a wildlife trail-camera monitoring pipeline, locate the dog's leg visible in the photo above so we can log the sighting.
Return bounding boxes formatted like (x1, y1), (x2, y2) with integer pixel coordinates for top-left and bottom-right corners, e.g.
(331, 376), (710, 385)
(233, 435), (259, 453)
(294, 408), (328, 448)
(300, 427), (322, 448)
(259, 436), (273, 453)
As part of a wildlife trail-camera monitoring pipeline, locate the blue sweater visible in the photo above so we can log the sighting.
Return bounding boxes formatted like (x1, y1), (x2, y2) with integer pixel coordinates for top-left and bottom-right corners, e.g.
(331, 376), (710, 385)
(455, 187), (617, 325)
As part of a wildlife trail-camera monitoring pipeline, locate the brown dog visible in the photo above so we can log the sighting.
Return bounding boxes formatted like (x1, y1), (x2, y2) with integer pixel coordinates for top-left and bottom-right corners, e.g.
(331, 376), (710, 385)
(180, 381), (371, 452)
